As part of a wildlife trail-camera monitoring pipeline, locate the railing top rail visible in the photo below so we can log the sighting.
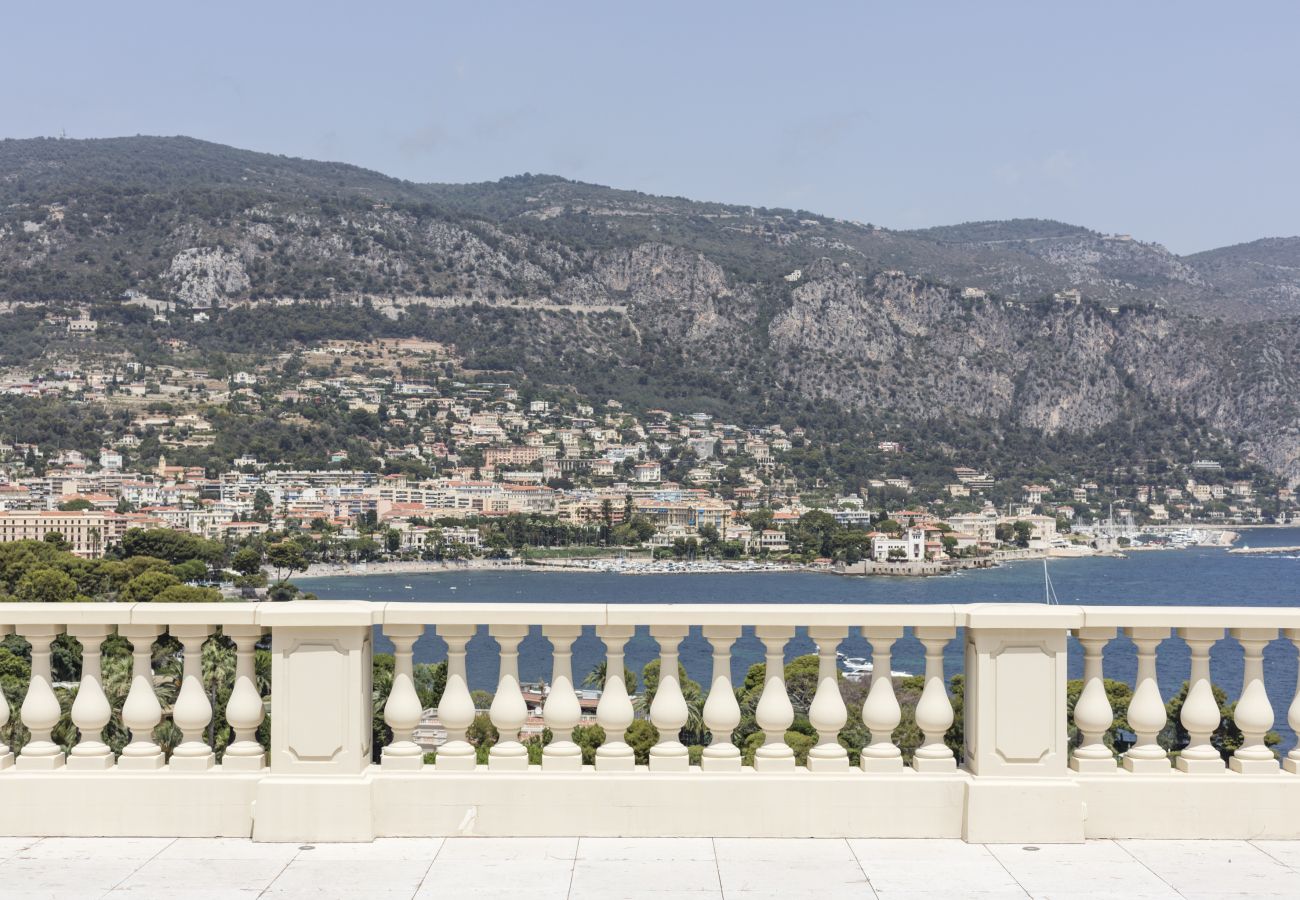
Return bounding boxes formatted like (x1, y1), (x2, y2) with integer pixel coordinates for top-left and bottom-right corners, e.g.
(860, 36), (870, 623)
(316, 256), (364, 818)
(2, 601), (1299, 632)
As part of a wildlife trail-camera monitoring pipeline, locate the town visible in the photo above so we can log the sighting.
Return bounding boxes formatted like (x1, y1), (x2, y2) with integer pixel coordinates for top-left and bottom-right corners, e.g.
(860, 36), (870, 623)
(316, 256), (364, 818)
(0, 330), (1288, 581)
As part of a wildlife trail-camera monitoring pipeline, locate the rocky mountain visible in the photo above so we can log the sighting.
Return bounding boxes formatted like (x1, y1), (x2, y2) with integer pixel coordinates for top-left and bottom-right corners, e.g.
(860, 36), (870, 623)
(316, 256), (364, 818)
(2, 136), (1300, 482)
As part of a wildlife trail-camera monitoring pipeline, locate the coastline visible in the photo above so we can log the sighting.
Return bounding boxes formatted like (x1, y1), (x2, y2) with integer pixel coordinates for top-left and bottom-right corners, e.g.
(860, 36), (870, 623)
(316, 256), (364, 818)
(297, 529), (1242, 580)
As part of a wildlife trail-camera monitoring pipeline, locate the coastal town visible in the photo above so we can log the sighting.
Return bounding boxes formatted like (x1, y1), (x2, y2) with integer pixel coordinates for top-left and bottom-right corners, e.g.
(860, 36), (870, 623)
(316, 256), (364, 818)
(0, 333), (1286, 579)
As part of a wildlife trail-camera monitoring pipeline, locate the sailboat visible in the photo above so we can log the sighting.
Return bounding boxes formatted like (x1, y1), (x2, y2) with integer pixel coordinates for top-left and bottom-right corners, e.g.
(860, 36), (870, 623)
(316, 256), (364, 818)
(1043, 558), (1059, 605)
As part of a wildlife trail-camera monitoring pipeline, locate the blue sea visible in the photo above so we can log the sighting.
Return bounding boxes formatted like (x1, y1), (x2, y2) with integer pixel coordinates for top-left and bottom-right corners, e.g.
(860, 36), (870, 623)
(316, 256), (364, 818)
(299, 527), (1300, 746)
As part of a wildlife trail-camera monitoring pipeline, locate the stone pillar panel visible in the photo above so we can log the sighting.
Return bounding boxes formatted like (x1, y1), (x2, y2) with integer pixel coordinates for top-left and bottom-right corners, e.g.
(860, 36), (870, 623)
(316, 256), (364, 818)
(965, 627), (1069, 777)
(271, 626), (373, 774)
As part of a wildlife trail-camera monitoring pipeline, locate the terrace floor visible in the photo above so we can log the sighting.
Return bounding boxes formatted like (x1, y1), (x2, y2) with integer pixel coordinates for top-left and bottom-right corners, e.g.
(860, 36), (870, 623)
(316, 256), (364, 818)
(1, 835), (1298, 899)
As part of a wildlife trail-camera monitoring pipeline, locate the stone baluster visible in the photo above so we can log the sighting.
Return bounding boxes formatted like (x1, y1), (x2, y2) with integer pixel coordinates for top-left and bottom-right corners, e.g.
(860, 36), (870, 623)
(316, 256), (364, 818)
(435, 625), (477, 771)
(912, 626), (957, 772)
(648, 625), (690, 772)
(1176, 627), (1225, 773)
(222, 625), (267, 771)
(542, 625), (583, 771)
(169, 624), (215, 771)
(17, 625), (66, 770)
(1230, 627), (1278, 774)
(1286, 628), (1300, 775)
(488, 624), (529, 770)
(67, 624), (115, 770)
(1124, 627), (1171, 772)
(381, 624), (425, 770)
(595, 625), (636, 771)
(753, 625), (795, 772)
(118, 625), (166, 770)
(0, 624), (12, 769)
(1071, 626), (1118, 773)
(860, 626), (904, 772)
(700, 626), (741, 772)
(806, 626), (848, 772)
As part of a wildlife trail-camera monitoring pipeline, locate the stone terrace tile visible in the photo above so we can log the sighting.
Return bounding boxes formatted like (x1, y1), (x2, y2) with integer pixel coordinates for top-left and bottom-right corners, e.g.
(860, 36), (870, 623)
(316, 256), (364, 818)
(988, 841), (1177, 899)
(262, 858), (432, 898)
(849, 839), (1022, 897)
(715, 838), (874, 899)
(1118, 839), (1300, 898)
(415, 857), (575, 900)
(568, 857), (721, 900)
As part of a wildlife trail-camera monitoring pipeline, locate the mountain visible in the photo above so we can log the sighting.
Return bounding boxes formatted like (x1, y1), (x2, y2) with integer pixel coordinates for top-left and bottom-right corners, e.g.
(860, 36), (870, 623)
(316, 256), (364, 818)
(2, 136), (1300, 482)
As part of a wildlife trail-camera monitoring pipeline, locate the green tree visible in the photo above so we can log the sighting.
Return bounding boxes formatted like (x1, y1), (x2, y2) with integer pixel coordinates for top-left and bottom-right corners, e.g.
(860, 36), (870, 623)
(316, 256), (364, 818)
(122, 570), (181, 603)
(15, 568), (79, 603)
(266, 541), (308, 584)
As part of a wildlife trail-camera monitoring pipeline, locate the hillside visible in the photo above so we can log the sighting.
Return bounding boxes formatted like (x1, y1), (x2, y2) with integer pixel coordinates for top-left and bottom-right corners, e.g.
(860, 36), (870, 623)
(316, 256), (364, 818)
(3, 136), (1300, 483)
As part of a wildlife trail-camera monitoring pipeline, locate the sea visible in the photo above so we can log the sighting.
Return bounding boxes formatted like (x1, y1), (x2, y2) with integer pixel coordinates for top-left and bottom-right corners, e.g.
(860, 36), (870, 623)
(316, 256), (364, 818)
(298, 526), (1300, 747)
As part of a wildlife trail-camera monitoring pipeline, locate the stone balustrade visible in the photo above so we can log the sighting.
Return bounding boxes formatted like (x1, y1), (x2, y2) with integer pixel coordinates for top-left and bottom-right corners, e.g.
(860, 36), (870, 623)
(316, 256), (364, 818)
(1, 601), (1299, 842)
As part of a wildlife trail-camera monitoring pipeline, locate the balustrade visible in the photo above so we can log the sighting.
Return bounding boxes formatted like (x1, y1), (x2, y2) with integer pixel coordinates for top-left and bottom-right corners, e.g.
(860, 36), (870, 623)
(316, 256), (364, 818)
(2, 601), (1300, 844)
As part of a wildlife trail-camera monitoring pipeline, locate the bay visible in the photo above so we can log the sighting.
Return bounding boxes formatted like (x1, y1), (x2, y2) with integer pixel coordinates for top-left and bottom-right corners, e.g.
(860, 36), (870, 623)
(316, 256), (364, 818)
(298, 527), (1300, 748)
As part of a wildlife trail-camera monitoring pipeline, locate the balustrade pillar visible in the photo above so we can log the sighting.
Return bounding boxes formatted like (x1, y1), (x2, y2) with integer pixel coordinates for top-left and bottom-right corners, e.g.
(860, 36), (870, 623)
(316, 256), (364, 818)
(67, 624), (115, 770)
(542, 625), (583, 771)
(860, 626), (904, 772)
(1286, 628), (1300, 775)
(1071, 626), (1118, 773)
(1176, 627), (1225, 774)
(169, 624), (215, 771)
(435, 625), (477, 771)
(1124, 627), (1171, 772)
(806, 626), (848, 772)
(118, 625), (166, 770)
(222, 625), (267, 771)
(381, 624), (425, 770)
(488, 624), (529, 771)
(648, 625), (690, 772)
(17, 624), (65, 770)
(753, 625), (795, 772)
(1230, 628), (1278, 774)
(912, 626), (956, 773)
(595, 625), (636, 772)
(0, 624), (12, 770)
(700, 626), (741, 772)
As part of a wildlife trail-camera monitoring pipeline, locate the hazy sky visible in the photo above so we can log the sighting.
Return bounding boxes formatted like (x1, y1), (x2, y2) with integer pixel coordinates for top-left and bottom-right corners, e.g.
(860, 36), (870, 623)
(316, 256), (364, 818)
(5, 1), (1297, 253)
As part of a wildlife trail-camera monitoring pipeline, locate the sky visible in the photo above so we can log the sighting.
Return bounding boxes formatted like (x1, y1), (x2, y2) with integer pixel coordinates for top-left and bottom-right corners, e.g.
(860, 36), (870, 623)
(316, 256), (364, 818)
(3, 1), (1298, 254)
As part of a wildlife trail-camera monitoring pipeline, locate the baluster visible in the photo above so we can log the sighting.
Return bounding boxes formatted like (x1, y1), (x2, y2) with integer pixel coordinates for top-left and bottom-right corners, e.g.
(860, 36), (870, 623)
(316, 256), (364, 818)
(1124, 627), (1171, 772)
(542, 626), (583, 770)
(1177, 627), (1225, 773)
(0, 624), (11, 769)
(595, 625), (636, 771)
(222, 625), (267, 771)
(118, 625), (165, 770)
(912, 626), (956, 773)
(67, 624), (115, 770)
(381, 624), (425, 770)
(1286, 628), (1300, 775)
(753, 625), (795, 771)
(648, 625), (689, 772)
(1071, 626), (1118, 773)
(435, 625), (477, 771)
(806, 626), (848, 772)
(169, 624), (215, 771)
(1230, 628), (1278, 774)
(17, 625), (65, 770)
(860, 626), (904, 772)
(700, 626), (741, 772)
(488, 624), (529, 771)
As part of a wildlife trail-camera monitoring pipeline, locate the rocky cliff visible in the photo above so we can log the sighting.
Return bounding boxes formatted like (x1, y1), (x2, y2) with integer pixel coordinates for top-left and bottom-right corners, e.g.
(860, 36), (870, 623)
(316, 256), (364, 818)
(2, 136), (1300, 480)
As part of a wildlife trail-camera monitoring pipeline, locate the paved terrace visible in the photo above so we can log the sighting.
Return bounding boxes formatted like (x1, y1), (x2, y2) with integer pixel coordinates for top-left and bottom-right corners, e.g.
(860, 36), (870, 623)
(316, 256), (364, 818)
(3, 836), (1300, 899)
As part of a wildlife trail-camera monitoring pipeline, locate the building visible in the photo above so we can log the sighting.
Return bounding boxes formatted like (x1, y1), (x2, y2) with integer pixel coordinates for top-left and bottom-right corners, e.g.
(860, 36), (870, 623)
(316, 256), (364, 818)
(0, 510), (127, 557)
(870, 527), (926, 562)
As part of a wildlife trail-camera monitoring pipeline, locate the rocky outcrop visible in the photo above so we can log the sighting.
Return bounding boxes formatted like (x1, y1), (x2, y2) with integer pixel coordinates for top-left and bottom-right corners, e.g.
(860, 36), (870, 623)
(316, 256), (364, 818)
(164, 247), (250, 307)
